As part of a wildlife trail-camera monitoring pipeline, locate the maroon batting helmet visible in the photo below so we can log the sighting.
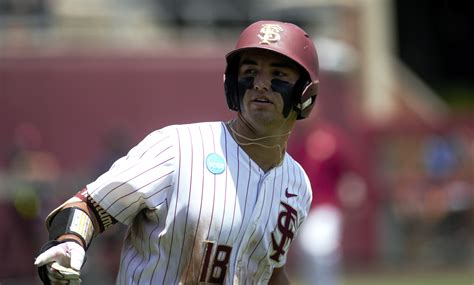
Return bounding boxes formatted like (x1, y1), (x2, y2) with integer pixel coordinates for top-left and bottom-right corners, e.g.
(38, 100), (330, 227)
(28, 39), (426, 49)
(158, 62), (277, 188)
(224, 20), (320, 119)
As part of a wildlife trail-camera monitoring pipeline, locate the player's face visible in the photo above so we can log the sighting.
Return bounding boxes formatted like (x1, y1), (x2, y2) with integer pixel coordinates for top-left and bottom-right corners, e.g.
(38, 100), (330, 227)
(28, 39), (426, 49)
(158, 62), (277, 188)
(237, 50), (300, 131)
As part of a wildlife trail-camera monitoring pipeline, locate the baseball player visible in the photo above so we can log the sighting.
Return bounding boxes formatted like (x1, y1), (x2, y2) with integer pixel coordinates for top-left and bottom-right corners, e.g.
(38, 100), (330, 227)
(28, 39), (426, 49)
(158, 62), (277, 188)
(34, 20), (320, 284)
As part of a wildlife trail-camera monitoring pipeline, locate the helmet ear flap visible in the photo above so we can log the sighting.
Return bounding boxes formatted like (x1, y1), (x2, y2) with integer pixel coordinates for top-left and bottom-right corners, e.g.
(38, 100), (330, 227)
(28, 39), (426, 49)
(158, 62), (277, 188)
(224, 57), (241, 112)
(296, 81), (319, 120)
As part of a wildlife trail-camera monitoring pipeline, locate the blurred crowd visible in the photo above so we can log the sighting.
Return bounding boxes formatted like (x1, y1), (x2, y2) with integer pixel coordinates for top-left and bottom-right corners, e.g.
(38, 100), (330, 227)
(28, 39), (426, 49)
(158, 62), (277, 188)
(376, 128), (474, 268)
(0, 123), (132, 284)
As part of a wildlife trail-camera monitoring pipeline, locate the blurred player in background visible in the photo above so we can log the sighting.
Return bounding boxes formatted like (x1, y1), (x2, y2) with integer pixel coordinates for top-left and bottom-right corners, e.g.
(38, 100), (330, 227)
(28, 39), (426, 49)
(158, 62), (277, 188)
(34, 20), (320, 284)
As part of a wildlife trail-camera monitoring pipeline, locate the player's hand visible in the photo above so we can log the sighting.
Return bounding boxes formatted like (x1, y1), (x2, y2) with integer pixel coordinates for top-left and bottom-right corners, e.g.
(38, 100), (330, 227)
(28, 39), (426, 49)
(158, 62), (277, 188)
(34, 240), (85, 284)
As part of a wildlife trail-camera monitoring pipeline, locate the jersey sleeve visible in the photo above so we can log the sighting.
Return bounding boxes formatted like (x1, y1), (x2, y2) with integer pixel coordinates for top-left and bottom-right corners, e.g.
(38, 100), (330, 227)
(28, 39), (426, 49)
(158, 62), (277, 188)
(298, 170), (313, 229)
(86, 128), (176, 225)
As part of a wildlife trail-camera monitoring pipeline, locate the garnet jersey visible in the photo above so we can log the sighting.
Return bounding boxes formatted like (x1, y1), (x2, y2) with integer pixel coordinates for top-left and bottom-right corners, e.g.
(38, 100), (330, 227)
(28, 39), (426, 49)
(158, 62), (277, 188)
(86, 121), (312, 284)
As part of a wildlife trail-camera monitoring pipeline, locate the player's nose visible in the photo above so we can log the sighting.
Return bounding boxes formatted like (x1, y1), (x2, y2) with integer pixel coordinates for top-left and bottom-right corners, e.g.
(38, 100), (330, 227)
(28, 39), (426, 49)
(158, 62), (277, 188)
(253, 72), (271, 92)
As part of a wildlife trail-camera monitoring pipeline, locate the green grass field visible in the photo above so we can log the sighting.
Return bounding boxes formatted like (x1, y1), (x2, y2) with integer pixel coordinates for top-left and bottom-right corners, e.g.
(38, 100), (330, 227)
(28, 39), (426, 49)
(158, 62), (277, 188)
(342, 270), (473, 285)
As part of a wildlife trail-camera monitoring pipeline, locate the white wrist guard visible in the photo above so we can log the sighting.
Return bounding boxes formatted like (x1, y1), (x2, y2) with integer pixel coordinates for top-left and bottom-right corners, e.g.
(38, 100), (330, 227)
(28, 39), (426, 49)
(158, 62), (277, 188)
(48, 207), (94, 249)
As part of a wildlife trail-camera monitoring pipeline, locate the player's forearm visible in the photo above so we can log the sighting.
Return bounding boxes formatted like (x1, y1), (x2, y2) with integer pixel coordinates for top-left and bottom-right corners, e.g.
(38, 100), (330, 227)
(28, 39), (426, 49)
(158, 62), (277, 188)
(45, 201), (96, 250)
(55, 201), (100, 247)
(61, 201), (101, 232)
(45, 188), (117, 248)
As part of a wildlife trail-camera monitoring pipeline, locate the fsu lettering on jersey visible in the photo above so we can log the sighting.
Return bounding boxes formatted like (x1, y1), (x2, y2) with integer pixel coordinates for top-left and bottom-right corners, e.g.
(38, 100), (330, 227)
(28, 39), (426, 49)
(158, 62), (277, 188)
(270, 202), (298, 262)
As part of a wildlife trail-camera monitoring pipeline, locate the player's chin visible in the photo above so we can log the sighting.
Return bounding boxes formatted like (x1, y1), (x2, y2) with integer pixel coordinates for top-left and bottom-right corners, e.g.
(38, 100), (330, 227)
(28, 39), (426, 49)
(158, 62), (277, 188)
(241, 105), (284, 123)
(250, 112), (285, 127)
(247, 103), (279, 115)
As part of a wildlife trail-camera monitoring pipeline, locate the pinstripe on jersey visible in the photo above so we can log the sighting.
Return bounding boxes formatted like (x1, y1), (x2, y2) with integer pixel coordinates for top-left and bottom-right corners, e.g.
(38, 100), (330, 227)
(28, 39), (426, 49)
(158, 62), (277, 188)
(87, 121), (312, 284)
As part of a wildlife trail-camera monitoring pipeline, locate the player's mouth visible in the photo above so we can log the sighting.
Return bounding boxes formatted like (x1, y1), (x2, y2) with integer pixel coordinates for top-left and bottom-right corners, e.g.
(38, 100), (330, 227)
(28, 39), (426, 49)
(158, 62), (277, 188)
(252, 96), (273, 104)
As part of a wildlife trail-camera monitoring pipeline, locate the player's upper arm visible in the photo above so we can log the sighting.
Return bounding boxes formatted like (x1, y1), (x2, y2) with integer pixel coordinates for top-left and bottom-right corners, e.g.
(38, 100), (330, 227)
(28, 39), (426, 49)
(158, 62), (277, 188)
(86, 128), (177, 224)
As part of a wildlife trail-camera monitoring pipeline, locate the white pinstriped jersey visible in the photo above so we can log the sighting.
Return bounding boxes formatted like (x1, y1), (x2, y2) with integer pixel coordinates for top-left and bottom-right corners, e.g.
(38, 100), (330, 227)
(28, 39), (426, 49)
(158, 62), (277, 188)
(86, 121), (312, 284)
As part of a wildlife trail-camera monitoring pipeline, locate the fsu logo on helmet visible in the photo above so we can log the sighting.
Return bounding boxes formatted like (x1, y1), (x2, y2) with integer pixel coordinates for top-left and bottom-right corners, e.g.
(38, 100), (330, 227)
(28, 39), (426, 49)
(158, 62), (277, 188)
(258, 24), (283, 45)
